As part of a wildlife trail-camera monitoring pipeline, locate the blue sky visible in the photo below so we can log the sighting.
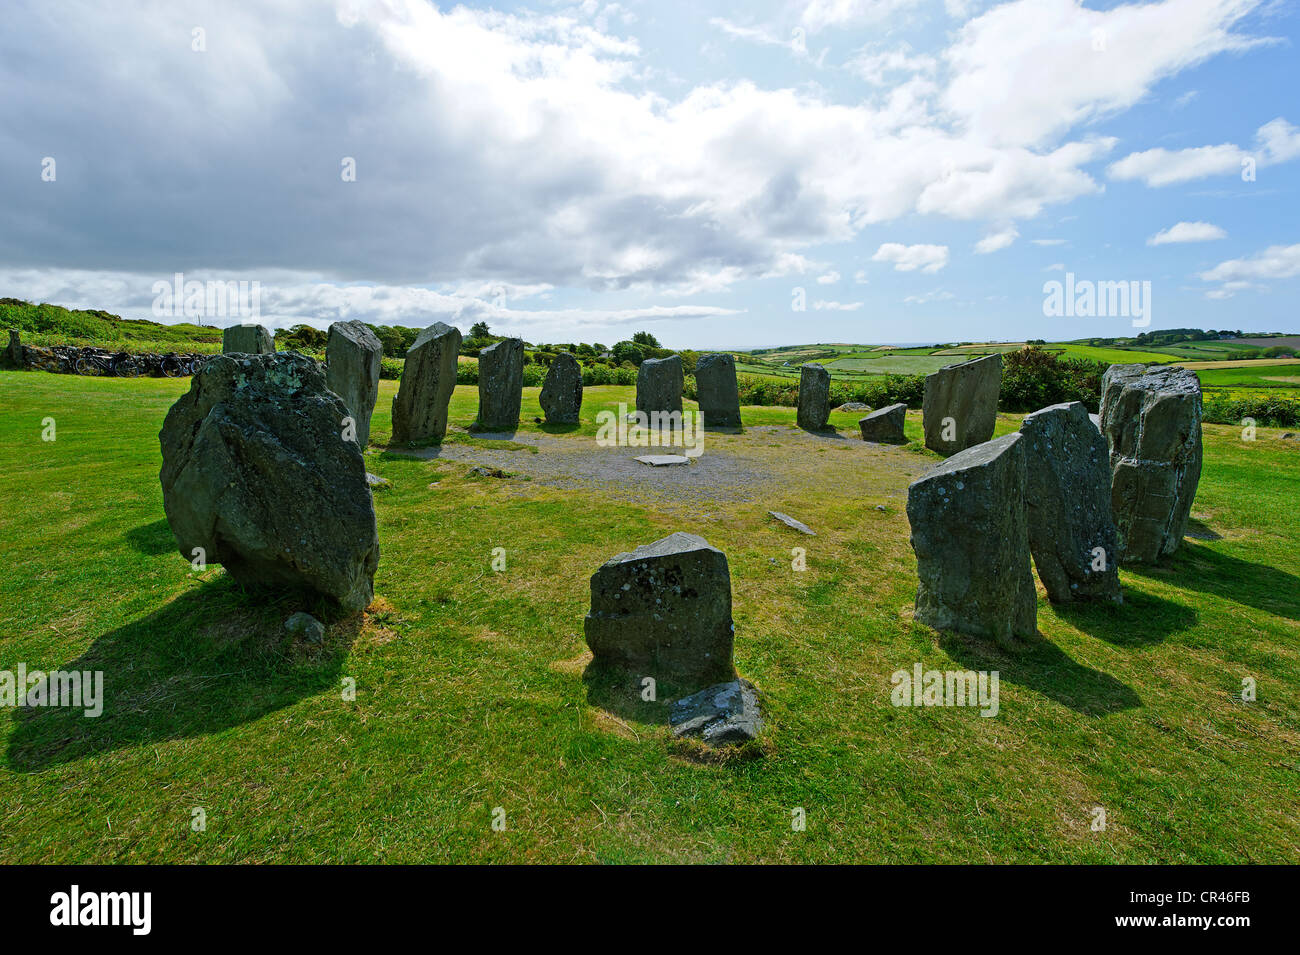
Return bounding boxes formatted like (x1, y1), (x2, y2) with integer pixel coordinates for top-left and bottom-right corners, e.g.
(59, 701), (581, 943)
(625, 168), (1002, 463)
(2, 0), (1297, 348)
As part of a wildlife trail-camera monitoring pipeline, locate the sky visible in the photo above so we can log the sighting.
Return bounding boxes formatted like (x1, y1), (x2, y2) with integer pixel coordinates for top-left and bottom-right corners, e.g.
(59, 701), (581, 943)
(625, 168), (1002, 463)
(1, 0), (1298, 349)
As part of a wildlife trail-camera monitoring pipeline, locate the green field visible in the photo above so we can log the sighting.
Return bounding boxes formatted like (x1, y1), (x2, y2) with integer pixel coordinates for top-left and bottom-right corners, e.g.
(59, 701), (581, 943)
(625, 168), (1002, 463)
(1196, 363), (1300, 390)
(2, 369), (1299, 863)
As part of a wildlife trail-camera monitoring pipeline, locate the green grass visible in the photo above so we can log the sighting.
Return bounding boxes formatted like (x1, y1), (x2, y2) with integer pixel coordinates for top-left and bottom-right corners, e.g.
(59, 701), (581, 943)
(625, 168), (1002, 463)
(1196, 364), (1300, 391)
(822, 355), (961, 375)
(1, 370), (1298, 862)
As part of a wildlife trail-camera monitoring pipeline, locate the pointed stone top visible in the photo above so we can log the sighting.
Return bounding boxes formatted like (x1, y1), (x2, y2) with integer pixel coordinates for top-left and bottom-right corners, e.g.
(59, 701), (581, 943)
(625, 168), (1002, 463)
(604, 531), (719, 565)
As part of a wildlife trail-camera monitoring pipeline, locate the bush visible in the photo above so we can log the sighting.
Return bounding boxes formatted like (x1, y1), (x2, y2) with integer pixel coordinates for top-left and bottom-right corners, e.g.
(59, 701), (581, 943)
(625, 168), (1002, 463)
(379, 357), (404, 380)
(1203, 394), (1300, 427)
(999, 346), (1106, 412)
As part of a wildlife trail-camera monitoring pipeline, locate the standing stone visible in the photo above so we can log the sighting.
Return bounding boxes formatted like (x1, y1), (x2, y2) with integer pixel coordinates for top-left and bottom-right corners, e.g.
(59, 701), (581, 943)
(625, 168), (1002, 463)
(6, 329), (21, 367)
(636, 355), (683, 424)
(906, 432), (1036, 646)
(922, 353), (1002, 455)
(859, 402), (908, 443)
(476, 338), (524, 431)
(1099, 364), (1203, 563)
(695, 353), (742, 428)
(1019, 402), (1122, 603)
(325, 320), (383, 448)
(539, 351), (582, 425)
(159, 353), (379, 611)
(797, 363), (831, 431)
(391, 322), (461, 445)
(584, 532), (735, 692)
(221, 324), (275, 355)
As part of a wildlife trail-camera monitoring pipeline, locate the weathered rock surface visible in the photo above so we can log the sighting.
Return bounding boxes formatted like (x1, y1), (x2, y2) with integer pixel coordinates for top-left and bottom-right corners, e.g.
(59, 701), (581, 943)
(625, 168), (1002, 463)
(1099, 364), (1203, 563)
(922, 353), (1002, 455)
(1019, 402), (1122, 603)
(670, 679), (762, 745)
(159, 353), (380, 611)
(636, 355), (684, 423)
(477, 337), (524, 431)
(285, 612), (325, 644)
(5, 329), (21, 367)
(539, 351), (583, 424)
(695, 353), (742, 428)
(221, 324), (275, 355)
(906, 432), (1036, 645)
(584, 532), (735, 692)
(836, 401), (872, 412)
(769, 511), (815, 535)
(859, 402), (908, 443)
(391, 322), (461, 445)
(325, 320), (383, 448)
(797, 363), (831, 431)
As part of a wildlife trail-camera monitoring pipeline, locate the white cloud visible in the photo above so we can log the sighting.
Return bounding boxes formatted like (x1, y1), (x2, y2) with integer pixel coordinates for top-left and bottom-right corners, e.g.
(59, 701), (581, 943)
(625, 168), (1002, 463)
(817, 270), (841, 284)
(943, 0), (1269, 148)
(1030, 238), (1068, 246)
(1147, 220), (1227, 245)
(846, 43), (937, 86)
(853, 270), (870, 283)
(904, 289), (956, 304)
(801, 0), (926, 34)
(872, 243), (950, 273)
(1199, 243), (1300, 283)
(812, 299), (863, 310)
(0, 267), (742, 336)
(975, 226), (1018, 253)
(1043, 263), (1066, 271)
(1109, 117), (1300, 186)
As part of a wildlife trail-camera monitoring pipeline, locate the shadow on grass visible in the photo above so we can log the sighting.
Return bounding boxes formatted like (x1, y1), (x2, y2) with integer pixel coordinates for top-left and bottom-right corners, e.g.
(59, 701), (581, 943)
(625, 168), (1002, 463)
(938, 631), (1140, 717)
(5, 577), (355, 773)
(124, 518), (175, 556)
(799, 426), (847, 439)
(581, 662), (676, 726)
(1053, 587), (1198, 648)
(1123, 540), (1300, 622)
(538, 421), (581, 435)
(1183, 518), (1223, 541)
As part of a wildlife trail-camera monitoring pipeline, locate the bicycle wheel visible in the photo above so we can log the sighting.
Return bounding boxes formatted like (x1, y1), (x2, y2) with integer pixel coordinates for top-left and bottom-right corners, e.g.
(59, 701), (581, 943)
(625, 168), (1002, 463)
(114, 355), (141, 377)
(161, 356), (182, 378)
(75, 356), (100, 376)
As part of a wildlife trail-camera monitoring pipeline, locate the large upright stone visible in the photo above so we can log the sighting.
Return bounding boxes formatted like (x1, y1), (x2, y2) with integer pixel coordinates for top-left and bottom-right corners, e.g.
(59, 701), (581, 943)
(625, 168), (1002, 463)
(221, 324), (275, 355)
(539, 351), (583, 424)
(695, 353), (742, 428)
(859, 402), (908, 443)
(584, 532), (735, 692)
(1099, 364), (1203, 563)
(907, 432), (1036, 645)
(5, 329), (22, 367)
(476, 337), (524, 431)
(797, 363), (830, 431)
(1019, 402), (1122, 603)
(636, 355), (683, 423)
(159, 353), (379, 611)
(325, 320), (383, 448)
(391, 322), (461, 445)
(922, 353), (1002, 455)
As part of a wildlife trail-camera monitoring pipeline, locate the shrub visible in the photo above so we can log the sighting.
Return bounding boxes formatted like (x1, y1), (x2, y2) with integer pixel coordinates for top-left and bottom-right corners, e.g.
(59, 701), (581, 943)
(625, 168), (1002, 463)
(1203, 393), (1300, 427)
(999, 346), (1106, 412)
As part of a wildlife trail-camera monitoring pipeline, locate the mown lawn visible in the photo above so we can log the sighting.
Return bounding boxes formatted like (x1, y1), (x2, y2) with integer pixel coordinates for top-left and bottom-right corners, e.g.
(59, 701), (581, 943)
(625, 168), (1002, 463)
(1, 369), (1297, 863)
